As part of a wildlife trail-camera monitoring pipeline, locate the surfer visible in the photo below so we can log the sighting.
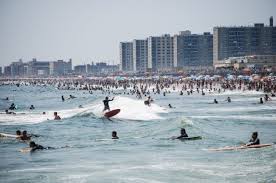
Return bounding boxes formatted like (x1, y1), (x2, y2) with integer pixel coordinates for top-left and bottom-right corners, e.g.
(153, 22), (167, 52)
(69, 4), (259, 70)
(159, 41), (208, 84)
(168, 104), (175, 108)
(69, 95), (76, 99)
(103, 96), (114, 112)
(28, 141), (54, 152)
(144, 96), (151, 106)
(61, 95), (65, 102)
(259, 97), (264, 104)
(54, 112), (61, 120)
(16, 130), (21, 139)
(29, 105), (35, 110)
(112, 131), (119, 139)
(214, 99), (218, 104)
(246, 132), (260, 146)
(9, 103), (16, 110)
(171, 128), (189, 140)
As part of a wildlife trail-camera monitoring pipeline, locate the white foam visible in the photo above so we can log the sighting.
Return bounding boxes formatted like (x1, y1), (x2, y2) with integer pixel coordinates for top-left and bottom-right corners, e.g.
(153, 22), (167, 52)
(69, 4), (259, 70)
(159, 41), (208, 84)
(85, 96), (167, 121)
(0, 96), (167, 125)
(0, 107), (88, 125)
(211, 90), (264, 96)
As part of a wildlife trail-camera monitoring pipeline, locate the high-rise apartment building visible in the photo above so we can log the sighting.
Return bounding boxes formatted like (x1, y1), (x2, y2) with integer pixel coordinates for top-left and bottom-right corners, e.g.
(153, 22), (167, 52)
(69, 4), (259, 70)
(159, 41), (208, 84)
(148, 34), (174, 72)
(133, 39), (148, 72)
(120, 42), (133, 71)
(174, 31), (213, 68)
(213, 17), (276, 65)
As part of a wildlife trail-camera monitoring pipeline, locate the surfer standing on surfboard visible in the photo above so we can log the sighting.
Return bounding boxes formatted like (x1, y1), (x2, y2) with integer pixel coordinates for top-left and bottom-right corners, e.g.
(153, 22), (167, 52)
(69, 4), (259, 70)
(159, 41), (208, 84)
(103, 96), (114, 112)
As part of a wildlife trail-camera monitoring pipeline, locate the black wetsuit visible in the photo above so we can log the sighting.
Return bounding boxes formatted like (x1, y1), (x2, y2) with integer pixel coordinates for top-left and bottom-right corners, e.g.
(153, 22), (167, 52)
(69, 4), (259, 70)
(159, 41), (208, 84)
(103, 98), (113, 111)
(31, 145), (54, 152)
(247, 138), (260, 146)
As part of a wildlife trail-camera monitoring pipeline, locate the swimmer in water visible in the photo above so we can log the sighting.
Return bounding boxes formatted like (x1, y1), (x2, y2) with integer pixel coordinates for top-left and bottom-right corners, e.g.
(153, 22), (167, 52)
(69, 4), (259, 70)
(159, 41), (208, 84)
(227, 97), (231, 103)
(246, 132), (260, 146)
(16, 130), (21, 139)
(264, 94), (271, 101)
(259, 97), (264, 104)
(112, 131), (119, 139)
(29, 105), (35, 110)
(28, 141), (54, 152)
(69, 95), (76, 99)
(20, 130), (31, 141)
(214, 99), (218, 104)
(54, 112), (61, 120)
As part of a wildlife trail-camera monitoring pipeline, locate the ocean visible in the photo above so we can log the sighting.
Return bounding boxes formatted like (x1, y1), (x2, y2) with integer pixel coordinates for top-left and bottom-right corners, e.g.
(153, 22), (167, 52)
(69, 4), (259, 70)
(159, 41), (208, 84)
(0, 84), (276, 183)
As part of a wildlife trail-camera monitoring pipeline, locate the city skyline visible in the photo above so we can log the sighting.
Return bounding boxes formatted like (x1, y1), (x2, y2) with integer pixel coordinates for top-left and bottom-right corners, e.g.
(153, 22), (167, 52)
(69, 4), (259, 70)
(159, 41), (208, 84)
(1, 0), (276, 67)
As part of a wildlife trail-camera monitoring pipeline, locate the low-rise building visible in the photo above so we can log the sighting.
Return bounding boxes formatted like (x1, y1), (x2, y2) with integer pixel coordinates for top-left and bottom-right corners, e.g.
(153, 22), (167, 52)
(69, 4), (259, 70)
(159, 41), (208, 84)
(214, 55), (276, 70)
(49, 59), (72, 76)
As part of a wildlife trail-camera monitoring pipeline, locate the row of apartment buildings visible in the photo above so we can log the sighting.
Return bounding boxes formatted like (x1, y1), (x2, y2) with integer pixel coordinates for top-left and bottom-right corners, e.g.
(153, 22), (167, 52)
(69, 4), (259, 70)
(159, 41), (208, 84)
(2, 59), (72, 77)
(73, 62), (119, 75)
(1, 59), (119, 77)
(120, 17), (276, 72)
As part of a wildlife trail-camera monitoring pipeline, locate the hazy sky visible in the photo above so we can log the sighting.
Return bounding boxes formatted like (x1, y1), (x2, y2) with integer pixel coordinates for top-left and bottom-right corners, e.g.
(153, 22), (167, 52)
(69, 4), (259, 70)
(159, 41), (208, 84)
(0, 0), (275, 67)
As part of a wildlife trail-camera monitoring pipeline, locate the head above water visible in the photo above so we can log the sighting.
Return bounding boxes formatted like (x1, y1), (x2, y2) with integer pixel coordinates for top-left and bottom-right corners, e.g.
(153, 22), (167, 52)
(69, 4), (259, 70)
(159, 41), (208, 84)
(16, 130), (21, 135)
(112, 131), (117, 137)
(105, 96), (108, 100)
(54, 112), (58, 116)
(29, 141), (36, 148)
(252, 132), (258, 139)
(22, 130), (27, 135)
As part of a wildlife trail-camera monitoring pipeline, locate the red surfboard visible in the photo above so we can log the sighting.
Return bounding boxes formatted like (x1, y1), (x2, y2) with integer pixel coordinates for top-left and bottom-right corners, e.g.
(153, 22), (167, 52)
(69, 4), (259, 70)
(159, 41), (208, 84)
(104, 109), (121, 118)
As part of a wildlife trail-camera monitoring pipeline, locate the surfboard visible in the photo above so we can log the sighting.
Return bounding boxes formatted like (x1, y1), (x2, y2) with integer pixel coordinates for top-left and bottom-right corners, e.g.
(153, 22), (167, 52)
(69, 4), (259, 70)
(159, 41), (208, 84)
(0, 133), (18, 138)
(171, 136), (202, 140)
(19, 147), (32, 153)
(104, 109), (120, 118)
(208, 144), (272, 151)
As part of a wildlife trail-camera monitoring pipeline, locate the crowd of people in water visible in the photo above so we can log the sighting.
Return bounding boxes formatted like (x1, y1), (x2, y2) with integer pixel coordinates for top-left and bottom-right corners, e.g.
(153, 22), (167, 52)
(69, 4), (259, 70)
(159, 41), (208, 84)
(2, 128), (261, 152)
(0, 76), (274, 152)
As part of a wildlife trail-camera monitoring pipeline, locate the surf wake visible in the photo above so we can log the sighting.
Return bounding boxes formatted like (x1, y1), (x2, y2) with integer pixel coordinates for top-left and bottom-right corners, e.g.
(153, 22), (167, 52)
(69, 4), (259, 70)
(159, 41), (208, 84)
(0, 96), (167, 125)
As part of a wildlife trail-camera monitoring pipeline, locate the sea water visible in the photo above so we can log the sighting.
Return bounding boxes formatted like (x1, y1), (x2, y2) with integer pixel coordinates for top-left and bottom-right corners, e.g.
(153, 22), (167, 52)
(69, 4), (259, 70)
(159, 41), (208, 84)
(0, 85), (276, 183)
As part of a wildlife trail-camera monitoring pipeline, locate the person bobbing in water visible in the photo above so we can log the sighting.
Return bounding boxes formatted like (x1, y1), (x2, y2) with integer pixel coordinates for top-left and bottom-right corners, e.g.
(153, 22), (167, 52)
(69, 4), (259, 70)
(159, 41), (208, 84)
(246, 132), (260, 146)
(54, 112), (61, 120)
(112, 131), (119, 139)
(103, 96), (114, 112)
(20, 130), (31, 141)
